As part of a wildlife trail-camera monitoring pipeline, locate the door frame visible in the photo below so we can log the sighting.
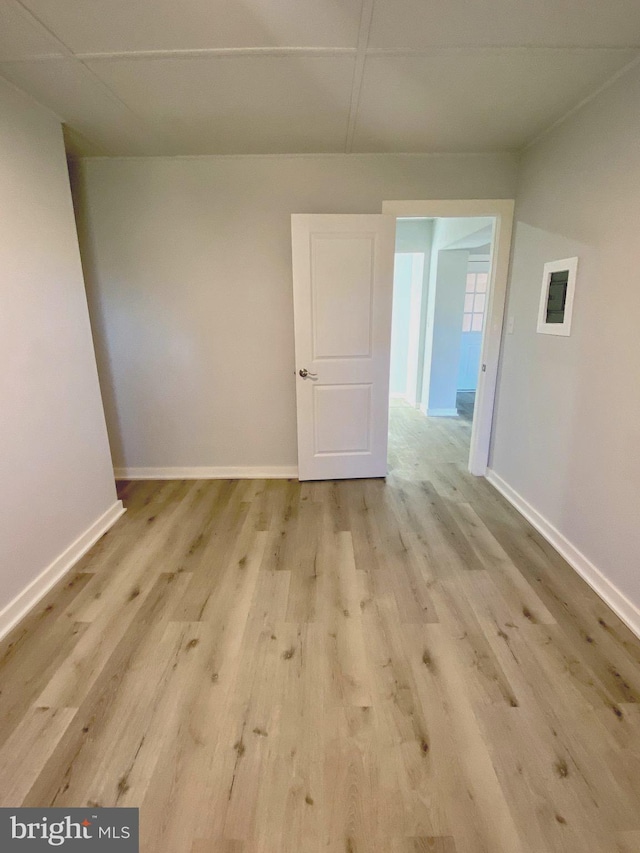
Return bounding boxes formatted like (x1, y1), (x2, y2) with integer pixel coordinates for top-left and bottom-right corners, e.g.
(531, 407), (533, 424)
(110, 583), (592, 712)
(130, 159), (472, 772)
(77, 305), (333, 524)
(382, 199), (515, 476)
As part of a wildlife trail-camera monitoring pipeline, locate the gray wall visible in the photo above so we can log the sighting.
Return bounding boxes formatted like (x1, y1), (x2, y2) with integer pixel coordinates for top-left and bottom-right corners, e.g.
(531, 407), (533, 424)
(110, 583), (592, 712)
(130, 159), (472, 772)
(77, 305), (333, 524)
(392, 218), (434, 404)
(395, 218), (433, 253)
(420, 217), (493, 412)
(75, 153), (518, 470)
(491, 61), (640, 610)
(427, 249), (469, 414)
(0, 79), (117, 616)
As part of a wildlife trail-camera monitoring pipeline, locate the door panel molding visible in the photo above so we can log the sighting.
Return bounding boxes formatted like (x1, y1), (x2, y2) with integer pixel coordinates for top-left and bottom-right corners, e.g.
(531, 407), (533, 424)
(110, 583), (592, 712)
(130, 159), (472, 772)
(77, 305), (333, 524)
(292, 214), (396, 481)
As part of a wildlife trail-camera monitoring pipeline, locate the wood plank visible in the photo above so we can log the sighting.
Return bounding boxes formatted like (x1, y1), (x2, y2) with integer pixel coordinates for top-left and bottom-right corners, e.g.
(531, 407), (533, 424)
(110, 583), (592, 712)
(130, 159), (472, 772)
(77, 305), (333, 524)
(2, 404), (639, 852)
(0, 706), (77, 806)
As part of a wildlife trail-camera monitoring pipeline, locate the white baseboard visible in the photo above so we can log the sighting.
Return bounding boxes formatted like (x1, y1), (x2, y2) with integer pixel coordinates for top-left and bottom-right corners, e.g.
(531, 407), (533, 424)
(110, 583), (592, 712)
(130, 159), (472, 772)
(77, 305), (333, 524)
(0, 500), (125, 642)
(486, 469), (640, 640)
(113, 466), (299, 481)
(426, 407), (459, 418)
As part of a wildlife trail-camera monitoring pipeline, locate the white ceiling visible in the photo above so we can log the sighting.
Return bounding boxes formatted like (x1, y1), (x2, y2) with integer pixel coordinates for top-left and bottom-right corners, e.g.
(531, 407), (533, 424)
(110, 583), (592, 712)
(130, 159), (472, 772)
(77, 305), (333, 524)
(1, 0), (639, 156)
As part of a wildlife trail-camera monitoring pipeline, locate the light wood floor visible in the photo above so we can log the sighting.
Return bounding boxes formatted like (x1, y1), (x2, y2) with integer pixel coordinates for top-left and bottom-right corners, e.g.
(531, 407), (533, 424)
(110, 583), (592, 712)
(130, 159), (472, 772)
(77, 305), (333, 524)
(1, 405), (640, 853)
(454, 391), (475, 423)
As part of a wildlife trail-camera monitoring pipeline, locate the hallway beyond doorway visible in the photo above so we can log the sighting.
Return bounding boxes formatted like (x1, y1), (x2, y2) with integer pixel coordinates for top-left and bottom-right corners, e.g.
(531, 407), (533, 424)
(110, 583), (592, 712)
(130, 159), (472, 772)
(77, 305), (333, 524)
(456, 390), (475, 422)
(388, 392), (475, 479)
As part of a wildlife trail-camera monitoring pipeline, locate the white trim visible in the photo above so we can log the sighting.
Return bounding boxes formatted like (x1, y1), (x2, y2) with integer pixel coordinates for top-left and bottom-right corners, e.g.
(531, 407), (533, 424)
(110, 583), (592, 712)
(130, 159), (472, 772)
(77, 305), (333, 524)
(0, 501), (125, 642)
(537, 256), (578, 337)
(486, 469), (640, 640)
(114, 466), (299, 480)
(426, 407), (459, 417)
(382, 199), (515, 477)
(419, 402), (459, 418)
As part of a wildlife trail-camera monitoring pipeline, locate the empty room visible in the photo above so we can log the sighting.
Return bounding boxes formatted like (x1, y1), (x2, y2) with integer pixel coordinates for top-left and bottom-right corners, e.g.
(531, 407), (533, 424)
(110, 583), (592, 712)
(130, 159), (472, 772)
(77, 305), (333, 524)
(2, 1), (640, 851)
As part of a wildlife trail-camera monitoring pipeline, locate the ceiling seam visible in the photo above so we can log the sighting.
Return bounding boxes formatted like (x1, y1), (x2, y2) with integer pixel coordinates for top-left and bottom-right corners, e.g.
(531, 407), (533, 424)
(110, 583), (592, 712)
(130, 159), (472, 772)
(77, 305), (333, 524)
(523, 49), (640, 150)
(0, 67), (63, 122)
(4, 44), (639, 65)
(345, 0), (375, 153)
(63, 124), (109, 157)
(365, 45), (640, 55)
(78, 151), (519, 163)
(9, 0), (161, 151)
(7, 0), (75, 57)
(5, 0), (639, 157)
(1, 2), (107, 153)
(73, 47), (358, 62)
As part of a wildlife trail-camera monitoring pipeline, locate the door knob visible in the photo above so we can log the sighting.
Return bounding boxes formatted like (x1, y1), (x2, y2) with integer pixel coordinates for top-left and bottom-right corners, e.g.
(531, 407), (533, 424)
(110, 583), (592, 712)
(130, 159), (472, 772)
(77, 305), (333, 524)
(299, 368), (318, 379)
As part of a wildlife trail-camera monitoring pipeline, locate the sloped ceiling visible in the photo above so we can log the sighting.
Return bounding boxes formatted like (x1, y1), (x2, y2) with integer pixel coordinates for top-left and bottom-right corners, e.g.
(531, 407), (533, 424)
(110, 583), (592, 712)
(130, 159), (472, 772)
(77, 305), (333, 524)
(1, 0), (639, 155)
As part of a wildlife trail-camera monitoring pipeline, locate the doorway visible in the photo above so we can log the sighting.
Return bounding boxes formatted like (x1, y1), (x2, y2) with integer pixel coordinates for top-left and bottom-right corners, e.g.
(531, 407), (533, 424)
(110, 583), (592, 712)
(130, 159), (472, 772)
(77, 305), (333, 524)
(383, 200), (514, 476)
(290, 201), (513, 481)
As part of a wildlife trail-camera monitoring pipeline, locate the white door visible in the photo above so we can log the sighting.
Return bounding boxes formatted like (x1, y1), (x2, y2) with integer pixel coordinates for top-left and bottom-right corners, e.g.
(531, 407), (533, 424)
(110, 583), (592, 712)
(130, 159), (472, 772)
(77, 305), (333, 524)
(291, 214), (396, 481)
